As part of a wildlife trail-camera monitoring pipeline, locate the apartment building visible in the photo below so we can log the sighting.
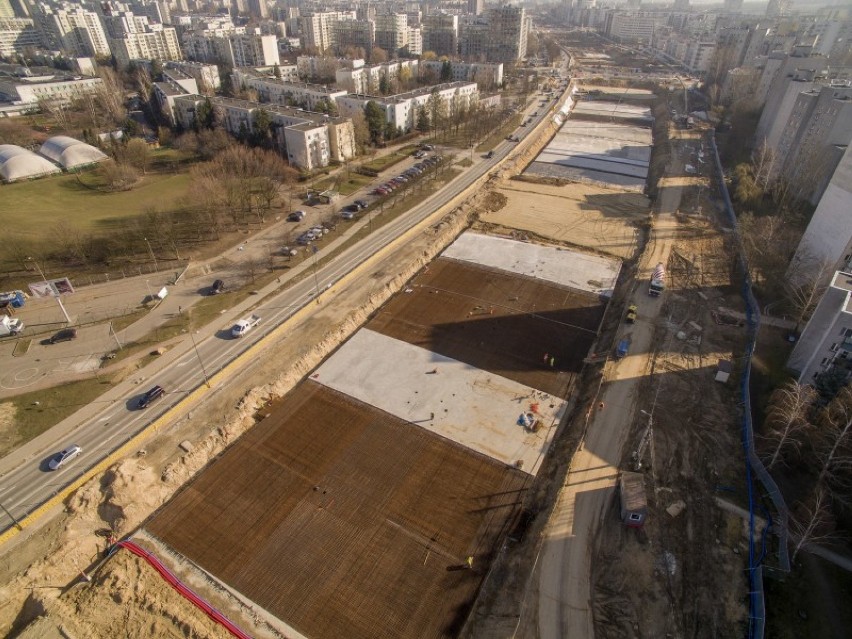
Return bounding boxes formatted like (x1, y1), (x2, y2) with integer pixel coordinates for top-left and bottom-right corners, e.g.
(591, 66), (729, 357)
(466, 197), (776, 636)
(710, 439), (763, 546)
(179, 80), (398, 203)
(37, 7), (111, 57)
(232, 68), (347, 110)
(166, 60), (221, 91)
(297, 55), (363, 81)
(0, 17), (39, 56)
(335, 59), (419, 94)
(485, 6), (527, 62)
(111, 27), (182, 68)
(172, 94), (355, 170)
(336, 81), (478, 133)
(604, 11), (658, 44)
(183, 31), (278, 66)
(300, 10), (355, 52)
(0, 72), (103, 106)
(773, 85), (852, 200)
(333, 19), (373, 55)
(788, 270), (852, 385)
(374, 12), (407, 55)
(422, 13), (458, 57)
(419, 60), (502, 88)
(406, 26), (421, 55)
(789, 146), (852, 290)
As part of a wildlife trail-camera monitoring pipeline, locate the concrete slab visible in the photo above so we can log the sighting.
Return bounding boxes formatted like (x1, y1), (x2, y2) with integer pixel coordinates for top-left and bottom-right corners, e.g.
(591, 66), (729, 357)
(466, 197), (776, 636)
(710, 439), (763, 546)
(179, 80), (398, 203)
(526, 162), (648, 191)
(442, 232), (621, 297)
(313, 329), (565, 476)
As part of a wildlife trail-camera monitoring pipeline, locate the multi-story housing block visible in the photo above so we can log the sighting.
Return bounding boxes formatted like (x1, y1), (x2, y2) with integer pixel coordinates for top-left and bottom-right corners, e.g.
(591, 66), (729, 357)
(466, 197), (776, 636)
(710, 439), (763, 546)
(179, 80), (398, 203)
(172, 94), (355, 170)
(111, 27), (182, 68)
(37, 7), (111, 57)
(333, 19), (373, 55)
(336, 81), (478, 133)
(232, 67), (347, 110)
(422, 13), (457, 57)
(374, 12), (407, 55)
(0, 17), (39, 56)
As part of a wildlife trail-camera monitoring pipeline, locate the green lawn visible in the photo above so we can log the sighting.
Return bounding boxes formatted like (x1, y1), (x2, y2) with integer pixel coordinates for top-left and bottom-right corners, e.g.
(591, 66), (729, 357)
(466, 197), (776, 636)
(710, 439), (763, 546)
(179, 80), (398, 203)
(2, 170), (192, 239)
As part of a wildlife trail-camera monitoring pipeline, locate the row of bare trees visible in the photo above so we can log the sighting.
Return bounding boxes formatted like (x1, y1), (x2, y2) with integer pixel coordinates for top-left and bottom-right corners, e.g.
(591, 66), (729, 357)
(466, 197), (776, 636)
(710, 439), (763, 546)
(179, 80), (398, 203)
(759, 381), (852, 560)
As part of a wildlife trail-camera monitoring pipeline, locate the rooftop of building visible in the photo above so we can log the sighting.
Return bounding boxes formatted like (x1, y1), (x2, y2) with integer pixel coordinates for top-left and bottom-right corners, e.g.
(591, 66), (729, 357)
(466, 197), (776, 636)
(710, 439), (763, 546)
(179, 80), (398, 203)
(345, 80), (476, 103)
(154, 80), (189, 96)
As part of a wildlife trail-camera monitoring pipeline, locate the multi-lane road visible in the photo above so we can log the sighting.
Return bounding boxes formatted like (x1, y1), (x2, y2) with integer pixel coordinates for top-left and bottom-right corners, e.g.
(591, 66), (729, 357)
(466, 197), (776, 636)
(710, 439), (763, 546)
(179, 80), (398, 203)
(0, 104), (559, 533)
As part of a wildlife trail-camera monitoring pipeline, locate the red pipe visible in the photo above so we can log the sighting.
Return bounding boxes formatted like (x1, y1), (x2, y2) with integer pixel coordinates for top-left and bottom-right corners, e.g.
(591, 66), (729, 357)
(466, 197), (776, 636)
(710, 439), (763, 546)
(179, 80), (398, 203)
(113, 540), (252, 639)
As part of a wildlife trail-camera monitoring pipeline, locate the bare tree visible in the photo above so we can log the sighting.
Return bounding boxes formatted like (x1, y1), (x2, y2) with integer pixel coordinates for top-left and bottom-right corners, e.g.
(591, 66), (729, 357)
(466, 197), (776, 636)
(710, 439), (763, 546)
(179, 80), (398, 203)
(123, 138), (151, 174)
(790, 486), (835, 562)
(100, 160), (139, 191)
(760, 380), (816, 469)
(785, 252), (834, 329)
(96, 67), (127, 125)
(816, 387), (852, 489)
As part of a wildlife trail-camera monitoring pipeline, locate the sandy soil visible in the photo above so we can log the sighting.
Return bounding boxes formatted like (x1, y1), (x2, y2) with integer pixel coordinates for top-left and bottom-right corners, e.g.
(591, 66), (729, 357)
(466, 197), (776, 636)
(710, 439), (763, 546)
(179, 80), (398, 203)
(481, 181), (649, 260)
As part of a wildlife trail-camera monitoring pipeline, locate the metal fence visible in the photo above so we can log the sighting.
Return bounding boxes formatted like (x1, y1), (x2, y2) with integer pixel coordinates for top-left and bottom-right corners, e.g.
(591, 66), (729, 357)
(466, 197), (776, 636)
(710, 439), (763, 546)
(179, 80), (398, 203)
(708, 132), (791, 639)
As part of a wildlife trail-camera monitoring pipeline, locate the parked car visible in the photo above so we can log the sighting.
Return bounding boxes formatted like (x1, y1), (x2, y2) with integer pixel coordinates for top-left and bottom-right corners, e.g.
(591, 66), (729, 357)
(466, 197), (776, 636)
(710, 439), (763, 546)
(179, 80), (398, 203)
(354, 199), (368, 209)
(48, 328), (77, 344)
(297, 233), (312, 245)
(288, 210), (306, 222)
(342, 204), (359, 213)
(210, 279), (225, 295)
(414, 150), (427, 159)
(421, 144), (434, 151)
(626, 304), (638, 324)
(138, 385), (166, 409)
(48, 445), (82, 470)
(341, 209), (355, 220)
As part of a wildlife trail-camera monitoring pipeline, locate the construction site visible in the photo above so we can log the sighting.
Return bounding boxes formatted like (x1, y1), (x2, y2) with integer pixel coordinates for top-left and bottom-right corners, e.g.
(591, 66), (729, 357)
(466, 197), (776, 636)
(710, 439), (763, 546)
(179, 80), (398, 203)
(0, 43), (765, 639)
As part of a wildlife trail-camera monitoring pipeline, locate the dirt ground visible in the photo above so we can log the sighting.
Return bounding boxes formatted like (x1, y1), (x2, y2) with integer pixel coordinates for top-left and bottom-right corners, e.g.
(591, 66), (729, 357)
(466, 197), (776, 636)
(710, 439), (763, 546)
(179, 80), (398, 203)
(480, 181), (648, 260)
(147, 382), (528, 639)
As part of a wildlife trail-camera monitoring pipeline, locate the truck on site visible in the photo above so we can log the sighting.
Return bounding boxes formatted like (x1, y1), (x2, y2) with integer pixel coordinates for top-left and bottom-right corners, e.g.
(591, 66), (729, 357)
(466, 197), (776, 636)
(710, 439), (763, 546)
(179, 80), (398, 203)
(0, 316), (24, 337)
(649, 263), (666, 297)
(231, 314), (260, 338)
(616, 338), (630, 360)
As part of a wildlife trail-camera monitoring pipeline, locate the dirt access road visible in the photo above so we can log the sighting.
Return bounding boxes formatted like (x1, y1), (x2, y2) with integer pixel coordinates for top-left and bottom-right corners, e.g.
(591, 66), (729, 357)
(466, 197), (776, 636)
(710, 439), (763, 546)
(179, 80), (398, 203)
(535, 158), (686, 639)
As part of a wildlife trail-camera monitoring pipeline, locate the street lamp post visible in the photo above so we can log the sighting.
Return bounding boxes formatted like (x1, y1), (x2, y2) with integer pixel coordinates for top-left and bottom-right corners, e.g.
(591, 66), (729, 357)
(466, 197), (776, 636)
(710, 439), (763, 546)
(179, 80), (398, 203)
(27, 257), (71, 324)
(189, 330), (211, 388)
(143, 237), (159, 273)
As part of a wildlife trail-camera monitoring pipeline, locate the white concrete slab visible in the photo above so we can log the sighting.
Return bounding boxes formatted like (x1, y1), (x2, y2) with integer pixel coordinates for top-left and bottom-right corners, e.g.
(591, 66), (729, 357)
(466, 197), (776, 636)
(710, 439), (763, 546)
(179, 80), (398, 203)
(526, 162), (648, 192)
(313, 330), (565, 476)
(442, 232), (621, 297)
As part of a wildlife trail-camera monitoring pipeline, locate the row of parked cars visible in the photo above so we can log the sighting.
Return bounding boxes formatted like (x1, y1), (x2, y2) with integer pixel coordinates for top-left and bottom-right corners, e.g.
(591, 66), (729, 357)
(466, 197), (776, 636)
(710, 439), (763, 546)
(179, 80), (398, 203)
(372, 155), (442, 196)
(340, 199), (369, 220)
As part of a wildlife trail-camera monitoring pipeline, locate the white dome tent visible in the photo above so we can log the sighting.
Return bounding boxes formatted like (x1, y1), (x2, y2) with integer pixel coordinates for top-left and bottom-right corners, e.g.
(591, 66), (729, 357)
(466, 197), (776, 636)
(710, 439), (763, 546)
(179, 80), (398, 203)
(0, 145), (62, 183)
(38, 136), (108, 170)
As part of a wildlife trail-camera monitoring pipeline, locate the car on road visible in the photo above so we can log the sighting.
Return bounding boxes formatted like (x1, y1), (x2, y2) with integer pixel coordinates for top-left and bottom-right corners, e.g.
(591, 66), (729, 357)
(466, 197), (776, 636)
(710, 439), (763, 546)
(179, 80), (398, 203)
(48, 328), (77, 344)
(486, 150), (495, 159)
(138, 385), (166, 409)
(209, 279), (225, 295)
(48, 445), (82, 470)
(342, 204), (359, 213)
(287, 210), (306, 222)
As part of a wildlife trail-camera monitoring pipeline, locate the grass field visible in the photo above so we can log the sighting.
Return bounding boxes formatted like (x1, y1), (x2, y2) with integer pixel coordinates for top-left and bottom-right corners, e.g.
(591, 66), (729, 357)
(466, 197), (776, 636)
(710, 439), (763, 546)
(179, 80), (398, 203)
(3, 172), (192, 239)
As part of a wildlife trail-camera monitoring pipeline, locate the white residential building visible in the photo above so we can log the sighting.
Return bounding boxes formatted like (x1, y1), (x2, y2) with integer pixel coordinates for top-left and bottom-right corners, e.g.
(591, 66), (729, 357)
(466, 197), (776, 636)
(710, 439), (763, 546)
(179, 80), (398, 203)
(183, 31), (278, 66)
(111, 28), (182, 68)
(166, 60), (221, 91)
(419, 61), (502, 89)
(336, 81), (478, 133)
(37, 7), (111, 57)
(0, 73), (103, 106)
(788, 270), (852, 385)
(335, 59), (419, 94)
(788, 146), (852, 289)
(232, 68), (347, 110)
(300, 10), (355, 52)
(172, 94), (355, 170)
(0, 17), (39, 56)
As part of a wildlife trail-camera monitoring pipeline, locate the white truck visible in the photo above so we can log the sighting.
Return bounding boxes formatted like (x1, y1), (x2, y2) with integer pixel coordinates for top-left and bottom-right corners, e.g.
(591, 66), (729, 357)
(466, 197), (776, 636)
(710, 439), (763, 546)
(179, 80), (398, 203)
(648, 263), (666, 297)
(0, 316), (24, 337)
(231, 314), (260, 338)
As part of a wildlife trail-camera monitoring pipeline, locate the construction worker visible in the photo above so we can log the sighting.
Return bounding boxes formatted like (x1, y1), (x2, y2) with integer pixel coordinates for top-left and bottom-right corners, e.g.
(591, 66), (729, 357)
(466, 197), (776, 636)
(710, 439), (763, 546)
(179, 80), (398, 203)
(549, 356), (555, 368)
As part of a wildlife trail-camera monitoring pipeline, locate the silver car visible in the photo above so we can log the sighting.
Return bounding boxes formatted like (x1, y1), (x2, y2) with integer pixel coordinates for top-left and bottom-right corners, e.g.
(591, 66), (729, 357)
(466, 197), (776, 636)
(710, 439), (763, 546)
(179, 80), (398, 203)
(49, 445), (82, 470)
